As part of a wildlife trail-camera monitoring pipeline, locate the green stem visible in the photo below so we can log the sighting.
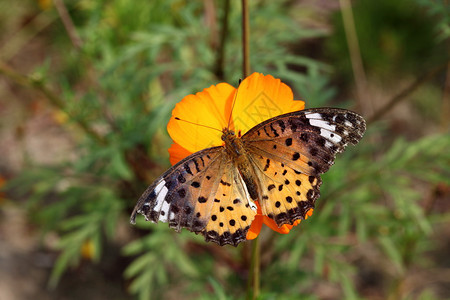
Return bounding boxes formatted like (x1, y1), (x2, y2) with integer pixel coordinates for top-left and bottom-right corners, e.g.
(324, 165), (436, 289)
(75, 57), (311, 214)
(366, 63), (447, 125)
(247, 237), (260, 300)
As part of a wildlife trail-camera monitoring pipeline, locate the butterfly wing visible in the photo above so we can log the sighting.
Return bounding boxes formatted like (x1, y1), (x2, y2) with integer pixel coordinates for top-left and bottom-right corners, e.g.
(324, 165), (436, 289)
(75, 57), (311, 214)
(131, 147), (257, 246)
(242, 108), (366, 226)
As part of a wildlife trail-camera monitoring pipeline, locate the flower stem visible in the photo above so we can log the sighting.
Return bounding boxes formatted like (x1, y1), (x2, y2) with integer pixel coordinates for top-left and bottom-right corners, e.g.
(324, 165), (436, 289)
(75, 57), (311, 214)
(246, 237), (260, 300)
(214, 0), (230, 80)
(242, 0), (250, 78)
(241, 0), (258, 298)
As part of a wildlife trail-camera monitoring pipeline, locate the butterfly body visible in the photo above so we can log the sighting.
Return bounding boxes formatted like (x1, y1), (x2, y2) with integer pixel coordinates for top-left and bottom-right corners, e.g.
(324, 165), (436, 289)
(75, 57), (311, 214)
(222, 128), (260, 201)
(131, 108), (366, 246)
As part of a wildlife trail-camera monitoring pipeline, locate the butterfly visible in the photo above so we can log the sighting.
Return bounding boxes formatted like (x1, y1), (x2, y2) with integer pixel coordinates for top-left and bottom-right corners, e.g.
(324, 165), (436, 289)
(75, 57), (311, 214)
(131, 108), (366, 246)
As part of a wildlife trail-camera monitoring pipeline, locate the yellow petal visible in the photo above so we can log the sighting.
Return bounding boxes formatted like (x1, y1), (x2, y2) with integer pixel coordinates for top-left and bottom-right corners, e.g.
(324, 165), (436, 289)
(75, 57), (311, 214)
(167, 83), (236, 153)
(232, 73), (305, 133)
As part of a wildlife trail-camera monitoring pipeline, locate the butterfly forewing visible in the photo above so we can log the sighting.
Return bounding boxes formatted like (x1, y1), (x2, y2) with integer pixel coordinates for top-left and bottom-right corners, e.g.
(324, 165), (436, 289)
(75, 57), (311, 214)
(242, 108), (366, 226)
(131, 147), (223, 232)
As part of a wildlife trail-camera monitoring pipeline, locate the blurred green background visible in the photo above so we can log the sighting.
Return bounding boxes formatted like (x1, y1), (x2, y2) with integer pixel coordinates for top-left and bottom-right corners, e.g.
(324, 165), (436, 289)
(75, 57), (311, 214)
(0, 0), (449, 299)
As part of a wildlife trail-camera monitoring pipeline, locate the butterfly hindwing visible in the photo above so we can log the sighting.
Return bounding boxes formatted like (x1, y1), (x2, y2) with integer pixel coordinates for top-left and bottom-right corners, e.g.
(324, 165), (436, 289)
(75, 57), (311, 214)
(203, 166), (257, 246)
(243, 108), (366, 226)
(131, 146), (257, 246)
(246, 152), (320, 226)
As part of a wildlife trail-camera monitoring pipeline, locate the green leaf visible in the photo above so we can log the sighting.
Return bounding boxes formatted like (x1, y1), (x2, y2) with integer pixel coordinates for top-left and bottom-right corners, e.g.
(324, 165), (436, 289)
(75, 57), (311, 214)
(377, 236), (405, 274)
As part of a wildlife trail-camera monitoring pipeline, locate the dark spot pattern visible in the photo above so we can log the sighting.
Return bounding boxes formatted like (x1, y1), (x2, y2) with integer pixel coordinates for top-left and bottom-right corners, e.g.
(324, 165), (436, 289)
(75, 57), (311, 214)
(292, 152), (300, 160)
(193, 159), (200, 172)
(192, 220), (203, 231)
(184, 163), (193, 175)
(270, 124), (279, 137)
(300, 133), (308, 142)
(268, 184), (276, 191)
(285, 138), (293, 146)
(264, 159), (270, 171)
(229, 219), (236, 226)
(177, 174), (186, 183)
(286, 196), (293, 203)
(277, 120), (286, 133)
(220, 180), (231, 186)
(275, 201), (281, 208)
(165, 180), (176, 189)
(178, 189), (186, 198)
(198, 196), (207, 203)
(295, 180), (301, 186)
(317, 137), (326, 147)
(211, 215), (217, 221)
(191, 181), (200, 188)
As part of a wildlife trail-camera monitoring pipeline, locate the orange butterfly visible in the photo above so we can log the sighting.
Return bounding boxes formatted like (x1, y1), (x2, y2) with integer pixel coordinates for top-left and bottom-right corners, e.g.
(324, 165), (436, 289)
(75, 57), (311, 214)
(131, 73), (366, 246)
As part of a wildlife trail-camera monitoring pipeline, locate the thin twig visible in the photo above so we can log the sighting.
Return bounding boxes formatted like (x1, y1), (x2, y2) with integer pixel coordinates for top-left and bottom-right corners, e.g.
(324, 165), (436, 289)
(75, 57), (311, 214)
(0, 60), (105, 144)
(242, 0), (250, 78)
(441, 62), (450, 131)
(0, 11), (57, 61)
(214, 0), (230, 80)
(339, 0), (371, 114)
(241, 1), (258, 298)
(366, 63), (447, 125)
(53, 0), (83, 50)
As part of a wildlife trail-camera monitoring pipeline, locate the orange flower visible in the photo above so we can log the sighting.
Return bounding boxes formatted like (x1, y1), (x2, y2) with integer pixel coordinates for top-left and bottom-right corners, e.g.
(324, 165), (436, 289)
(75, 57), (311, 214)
(167, 72), (309, 239)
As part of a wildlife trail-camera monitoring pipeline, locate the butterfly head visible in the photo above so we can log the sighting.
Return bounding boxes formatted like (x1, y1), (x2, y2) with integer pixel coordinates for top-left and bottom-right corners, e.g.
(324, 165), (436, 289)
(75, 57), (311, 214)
(221, 128), (247, 159)
(221, 128), (235, 141)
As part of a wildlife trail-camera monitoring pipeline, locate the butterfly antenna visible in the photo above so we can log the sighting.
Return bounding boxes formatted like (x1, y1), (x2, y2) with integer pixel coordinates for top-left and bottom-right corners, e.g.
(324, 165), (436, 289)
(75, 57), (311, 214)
(227, 78), (243, 129)
(174, 117), (223, 133)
